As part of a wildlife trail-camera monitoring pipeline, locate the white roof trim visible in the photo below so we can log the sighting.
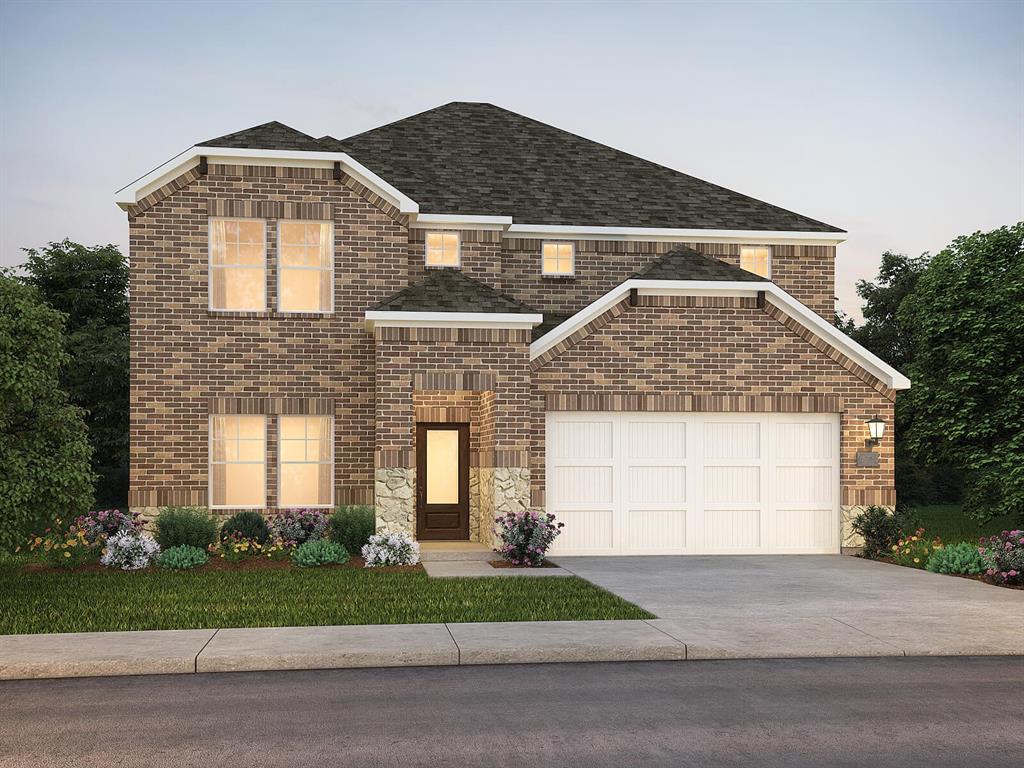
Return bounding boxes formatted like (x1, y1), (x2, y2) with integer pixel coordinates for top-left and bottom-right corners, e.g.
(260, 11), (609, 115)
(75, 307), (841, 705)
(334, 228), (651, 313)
(365, 311), (543, 331)
(410, 213), (513, 229)
(115, 146), (419, 215)
(506, 224), (846, 246)
(530, 279), (911, 390)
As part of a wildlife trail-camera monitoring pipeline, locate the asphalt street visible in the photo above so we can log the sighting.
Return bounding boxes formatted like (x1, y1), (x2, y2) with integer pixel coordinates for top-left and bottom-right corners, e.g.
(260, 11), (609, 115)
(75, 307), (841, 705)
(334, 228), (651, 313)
(1, 656), (1021, 767)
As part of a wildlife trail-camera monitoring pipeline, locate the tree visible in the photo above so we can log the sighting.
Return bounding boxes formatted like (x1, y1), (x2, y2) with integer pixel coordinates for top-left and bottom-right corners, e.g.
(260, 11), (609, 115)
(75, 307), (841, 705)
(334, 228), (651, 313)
(21, 240), (129, 507)
(899, 223), (1024, 524)
(0, 273), (94, 550)
(840, 251), (960, 505)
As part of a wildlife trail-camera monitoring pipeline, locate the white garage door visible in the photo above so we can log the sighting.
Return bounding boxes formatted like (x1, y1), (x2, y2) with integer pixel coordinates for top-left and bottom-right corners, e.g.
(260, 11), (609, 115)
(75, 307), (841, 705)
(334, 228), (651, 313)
(546, 412), (840, 555)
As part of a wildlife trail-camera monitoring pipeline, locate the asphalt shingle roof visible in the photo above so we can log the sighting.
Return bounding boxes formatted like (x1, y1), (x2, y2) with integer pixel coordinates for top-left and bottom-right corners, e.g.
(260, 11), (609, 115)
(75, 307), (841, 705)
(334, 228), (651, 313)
(199, 103), (844, 233)
(635, 247), (766, 282)
(370, 269), (539, 314)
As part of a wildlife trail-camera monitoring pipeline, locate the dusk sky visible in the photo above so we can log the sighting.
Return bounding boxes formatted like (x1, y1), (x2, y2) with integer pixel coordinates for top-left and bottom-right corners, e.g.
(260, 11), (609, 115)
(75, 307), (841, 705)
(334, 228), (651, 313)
(1, 0), (1021, 319)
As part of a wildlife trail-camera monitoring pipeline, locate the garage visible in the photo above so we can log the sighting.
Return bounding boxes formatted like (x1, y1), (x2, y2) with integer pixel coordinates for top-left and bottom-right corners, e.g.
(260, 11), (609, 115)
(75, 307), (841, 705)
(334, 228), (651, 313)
(545, 412), (840, 555)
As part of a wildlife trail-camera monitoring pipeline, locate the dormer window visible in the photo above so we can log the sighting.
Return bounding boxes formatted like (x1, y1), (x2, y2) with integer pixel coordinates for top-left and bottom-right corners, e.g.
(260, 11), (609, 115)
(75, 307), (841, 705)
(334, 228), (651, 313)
(425, 231), (460, 267)
(542, 242), (575, 276)
(740, 246), (772, 278)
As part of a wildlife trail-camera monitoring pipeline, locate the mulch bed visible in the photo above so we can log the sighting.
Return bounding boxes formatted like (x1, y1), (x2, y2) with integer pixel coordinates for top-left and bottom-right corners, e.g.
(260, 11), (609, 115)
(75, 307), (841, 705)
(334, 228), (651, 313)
(488, 560), (560, 569)
(22, 556), (423, 575)
(870, 555), (1023, 590)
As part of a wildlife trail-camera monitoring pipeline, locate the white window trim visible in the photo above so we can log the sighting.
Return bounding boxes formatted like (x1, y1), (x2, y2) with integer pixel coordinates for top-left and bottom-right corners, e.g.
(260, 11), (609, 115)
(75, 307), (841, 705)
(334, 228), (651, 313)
(275, 220), (335, 314)
(740, 245), (772, 279)
(277, 415), (335, 509)
(424, 230), (461, 268)
(208, 414), (267, 510)
(541, 241), (576, 277)
(208, 217), (268, 312)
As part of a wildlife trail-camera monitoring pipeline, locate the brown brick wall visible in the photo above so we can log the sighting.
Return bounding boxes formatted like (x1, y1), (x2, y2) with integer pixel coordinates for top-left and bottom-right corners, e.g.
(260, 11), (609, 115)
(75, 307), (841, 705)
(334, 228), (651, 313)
(530, 295), (895, 508)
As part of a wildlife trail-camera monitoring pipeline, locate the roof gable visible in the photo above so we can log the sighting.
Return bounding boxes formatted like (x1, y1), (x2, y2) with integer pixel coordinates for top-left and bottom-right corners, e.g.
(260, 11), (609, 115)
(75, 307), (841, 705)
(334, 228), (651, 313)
(635, 247), (764, 282)
(370, 269), (538, 314)
(200, 121), (326, 152)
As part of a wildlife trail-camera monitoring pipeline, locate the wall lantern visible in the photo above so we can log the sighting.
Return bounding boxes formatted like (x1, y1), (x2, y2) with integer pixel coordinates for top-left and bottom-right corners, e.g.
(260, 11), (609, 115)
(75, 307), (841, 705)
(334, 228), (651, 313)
(865, 415), (886, 445)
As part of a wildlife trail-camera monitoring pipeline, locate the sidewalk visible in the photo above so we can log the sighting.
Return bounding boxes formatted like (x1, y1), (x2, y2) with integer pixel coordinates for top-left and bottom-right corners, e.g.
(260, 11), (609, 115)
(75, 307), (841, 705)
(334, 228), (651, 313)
(2, 613), (1020, 680)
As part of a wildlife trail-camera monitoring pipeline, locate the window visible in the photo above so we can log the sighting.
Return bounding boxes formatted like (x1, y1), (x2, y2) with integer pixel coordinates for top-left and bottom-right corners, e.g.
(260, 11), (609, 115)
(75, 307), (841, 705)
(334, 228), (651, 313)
(278, 221), (333, 312)
(740, 246), (771, 278)
(210, 415), (266, 508)
(209, 219), (266, 310)
(542, 242), (575, 276)
(425, 231), (460, 267)
(278, 416), (333, 508)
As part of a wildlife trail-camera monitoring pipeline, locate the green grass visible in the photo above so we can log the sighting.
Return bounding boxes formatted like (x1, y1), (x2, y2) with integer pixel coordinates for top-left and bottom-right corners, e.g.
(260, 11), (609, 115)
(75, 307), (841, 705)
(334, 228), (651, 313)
(911, 504), (1018, 544)
(0, 564), (652, 635)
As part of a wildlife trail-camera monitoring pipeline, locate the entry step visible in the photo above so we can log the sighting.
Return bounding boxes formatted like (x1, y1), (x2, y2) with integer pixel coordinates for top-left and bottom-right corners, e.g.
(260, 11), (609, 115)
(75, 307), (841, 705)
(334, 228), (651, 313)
(419, 542), (494, 562)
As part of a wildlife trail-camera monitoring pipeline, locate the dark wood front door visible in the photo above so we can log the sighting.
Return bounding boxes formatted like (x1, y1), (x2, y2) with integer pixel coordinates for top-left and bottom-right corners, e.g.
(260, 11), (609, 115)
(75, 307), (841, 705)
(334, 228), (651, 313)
(416, 423), (470, 540)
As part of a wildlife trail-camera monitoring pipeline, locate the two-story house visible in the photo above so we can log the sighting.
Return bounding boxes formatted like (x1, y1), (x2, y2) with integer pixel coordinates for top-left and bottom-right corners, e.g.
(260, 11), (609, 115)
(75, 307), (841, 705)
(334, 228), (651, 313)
(116, 102), (908, 556)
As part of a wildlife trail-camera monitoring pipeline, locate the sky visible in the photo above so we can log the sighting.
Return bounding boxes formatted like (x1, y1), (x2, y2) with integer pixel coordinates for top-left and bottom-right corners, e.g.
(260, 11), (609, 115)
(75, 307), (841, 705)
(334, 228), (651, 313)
(1, 0), (1021, 320)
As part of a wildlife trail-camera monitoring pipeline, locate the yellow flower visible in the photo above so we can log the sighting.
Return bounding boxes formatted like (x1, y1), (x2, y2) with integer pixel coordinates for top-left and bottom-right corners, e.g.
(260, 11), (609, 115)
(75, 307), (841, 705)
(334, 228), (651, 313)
(911, 536), (918, 542)
(891, 545), (898, 552)
(34, 537), (42, 545)
(63, 551), (71, 558)
(913, 558), (920, 563)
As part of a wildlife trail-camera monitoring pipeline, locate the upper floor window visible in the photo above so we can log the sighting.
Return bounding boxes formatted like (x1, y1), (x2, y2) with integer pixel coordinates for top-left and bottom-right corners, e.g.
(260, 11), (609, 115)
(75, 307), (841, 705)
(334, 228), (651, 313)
(542, 242), (575, 276)
(278, 221), (333, 313)
(210, 415), (266, 508)
(425, 231), (460, 267)
(740, 246), (772, 278)
(278, 415), (333, 508)
(209, 219), (266, 311)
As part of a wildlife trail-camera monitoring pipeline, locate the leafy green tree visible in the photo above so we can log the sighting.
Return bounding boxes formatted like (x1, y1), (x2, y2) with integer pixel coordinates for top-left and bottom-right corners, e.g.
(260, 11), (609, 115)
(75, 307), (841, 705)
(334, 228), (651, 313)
(0, 273), (94, 550)
(21, 240), (129, 507)
(900, 223), (1024, 524)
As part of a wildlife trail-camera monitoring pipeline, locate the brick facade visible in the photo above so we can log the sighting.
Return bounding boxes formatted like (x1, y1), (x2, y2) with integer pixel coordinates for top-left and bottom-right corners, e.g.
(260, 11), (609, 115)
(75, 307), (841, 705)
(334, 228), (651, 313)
(127, 162), (880, 545)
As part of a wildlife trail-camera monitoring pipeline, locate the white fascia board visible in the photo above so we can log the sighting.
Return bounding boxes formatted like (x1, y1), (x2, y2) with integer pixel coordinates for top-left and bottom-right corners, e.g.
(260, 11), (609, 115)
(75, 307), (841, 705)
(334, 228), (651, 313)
(115, 146), (419, 215)
(506, 224), (847, 246)
(365, 311), (543, 331)
(410, 213), (514, 229)
(529, 279), (910, 390)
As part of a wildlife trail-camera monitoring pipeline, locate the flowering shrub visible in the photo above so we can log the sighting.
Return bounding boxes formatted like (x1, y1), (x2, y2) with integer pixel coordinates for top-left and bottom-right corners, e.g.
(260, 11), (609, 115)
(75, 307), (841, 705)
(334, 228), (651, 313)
(20, 520), (98, 568)
(74, 509), (143, 544)
(925, 541), (988, 575)
(270, 508), (329, 546)
(494, 509), (564, 567)
(213, 533), (289, 563)
(851, 505), (917, 559)
(292, 539), (350, 568)
(101, 531), (161, 571)
(979, 530), (1024, 585)
(890, 528), (941, 569)
(156, 544), (209, 570)
(220, 511), (270, 544)
(362, 532), (419, 567)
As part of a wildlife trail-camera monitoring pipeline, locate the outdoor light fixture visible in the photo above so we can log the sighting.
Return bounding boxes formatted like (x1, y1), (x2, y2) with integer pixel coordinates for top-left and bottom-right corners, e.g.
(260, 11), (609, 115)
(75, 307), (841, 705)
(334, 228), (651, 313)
(865, 415), (886, 445)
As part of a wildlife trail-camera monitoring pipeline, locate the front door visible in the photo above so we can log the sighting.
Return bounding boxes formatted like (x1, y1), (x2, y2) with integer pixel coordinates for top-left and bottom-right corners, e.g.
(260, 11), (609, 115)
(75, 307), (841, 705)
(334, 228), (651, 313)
(416, 423), (470, 540)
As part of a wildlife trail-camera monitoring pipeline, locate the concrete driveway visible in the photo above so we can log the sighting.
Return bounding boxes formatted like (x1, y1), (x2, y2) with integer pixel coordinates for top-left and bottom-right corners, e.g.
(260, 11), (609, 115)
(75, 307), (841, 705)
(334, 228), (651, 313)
(556, 555), (1024, 657)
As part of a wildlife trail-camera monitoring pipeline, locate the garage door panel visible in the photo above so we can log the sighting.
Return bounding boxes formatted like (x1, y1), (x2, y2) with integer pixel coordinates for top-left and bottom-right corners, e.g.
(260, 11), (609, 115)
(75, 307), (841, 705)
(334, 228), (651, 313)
(773, 508), (834, 551)
(553, 466), (613, 505)
(706, 509), (761, 549)
(704, 466), (760, 505)
(628, 421), (686, 459)
(775, 466), (832, 506)
(623, 509), (686, 550)
(552, 420), (614, 459)
(705, 422), (760, 459)
(628, 465), (686, 504)
(775, 422), (832, 460)
(551, 509), (613, 551)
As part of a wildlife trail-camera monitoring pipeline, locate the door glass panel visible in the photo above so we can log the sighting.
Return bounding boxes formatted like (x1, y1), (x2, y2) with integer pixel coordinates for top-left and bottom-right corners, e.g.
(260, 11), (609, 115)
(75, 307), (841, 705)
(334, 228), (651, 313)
(426, 429), (460, 504)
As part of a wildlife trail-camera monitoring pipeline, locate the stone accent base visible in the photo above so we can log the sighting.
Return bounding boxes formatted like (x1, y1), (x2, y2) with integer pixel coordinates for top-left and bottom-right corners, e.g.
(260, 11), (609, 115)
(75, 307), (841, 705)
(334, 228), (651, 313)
(841, 504), (894, 551)
(375, 467), (415, 536)
(481, 467), (530, 550)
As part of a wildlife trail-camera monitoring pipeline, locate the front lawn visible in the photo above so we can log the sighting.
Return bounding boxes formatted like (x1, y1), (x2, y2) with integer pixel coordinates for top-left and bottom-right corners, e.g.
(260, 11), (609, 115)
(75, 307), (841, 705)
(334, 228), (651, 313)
(911, 504), (1018, 544)
(0, 562), (651, 635)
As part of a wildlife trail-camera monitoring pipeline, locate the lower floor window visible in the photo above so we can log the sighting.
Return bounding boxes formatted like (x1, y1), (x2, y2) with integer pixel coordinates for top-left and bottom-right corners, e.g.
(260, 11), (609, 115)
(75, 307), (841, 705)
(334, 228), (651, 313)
(210, 415), (266, 508)
(278, 415), (333, 507)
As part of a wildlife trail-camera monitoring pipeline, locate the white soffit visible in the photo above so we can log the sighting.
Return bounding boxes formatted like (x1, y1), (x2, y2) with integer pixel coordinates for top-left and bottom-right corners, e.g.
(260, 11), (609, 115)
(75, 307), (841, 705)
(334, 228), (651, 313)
(530, 279), (911, 390)
(364, 311), (543, 331)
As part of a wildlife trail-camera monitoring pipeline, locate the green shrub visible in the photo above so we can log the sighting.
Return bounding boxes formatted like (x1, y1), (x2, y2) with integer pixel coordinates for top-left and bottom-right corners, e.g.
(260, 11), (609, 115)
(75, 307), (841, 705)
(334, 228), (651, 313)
(156, 545), (209, 571)
(291, 539), (350, 568)
(329, 506), (375, 556)
(154, 507), (219, 550)
(851, 505), (918, 559)
(926, 541), (988, 575)
(220, 511), (270, 544)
